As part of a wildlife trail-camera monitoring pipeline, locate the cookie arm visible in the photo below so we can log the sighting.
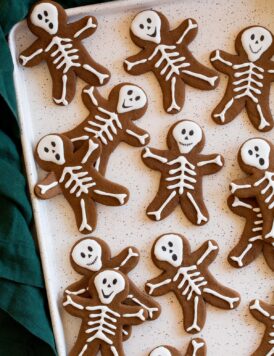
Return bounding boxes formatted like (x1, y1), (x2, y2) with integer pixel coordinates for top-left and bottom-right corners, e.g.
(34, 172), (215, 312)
(69, 16), (97, 40)
(230, 177), (256, 198)
(110, 247), (140, 273)
(142, 147), (169, 171)
(74, 137), (101, 164)
(62, 294), (89, 317)
(19, 40), (44, 67)
(196, 154), (224, 175)
(250, 299), (272, 323)
(124, 49), (152, 75)
(172, 18), (198, 45)
(210, 50), (237, 74)
(81, 85), (104, 111)
(34, 172), (61, 199)
(64, 278), (89, 296)
(121, 305), (148, 325)
(192, 240), (219, 267)
(123, 122), (150, 147)
(145, 273), (172, 296)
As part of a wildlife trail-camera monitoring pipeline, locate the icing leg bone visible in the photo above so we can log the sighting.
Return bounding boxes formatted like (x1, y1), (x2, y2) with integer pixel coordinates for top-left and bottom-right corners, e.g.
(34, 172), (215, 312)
(82, 64), (109, 84)
(187, 192), (208, 225)
(167, 77), (181, 112)
(203, 288), (240, 308)
(182, 69), (218, 87)
(191, 338), (205, 356)
(230, 243), (253, 267)
(93, 189), (127, 204)
(53, 74), (68, 105)
(79, 198), (92, 232)
(257, 103), (271, 130)
(213, 98), (234, 123)
(147, 191), (177, 221)
(125, 129), (149, 145)
(187, 295), (201, 332)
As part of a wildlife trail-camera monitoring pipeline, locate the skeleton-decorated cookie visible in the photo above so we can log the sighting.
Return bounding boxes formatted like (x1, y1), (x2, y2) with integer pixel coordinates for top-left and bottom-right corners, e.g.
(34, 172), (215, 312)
(63, 268), (148, 355)
(146, 234), (240, 334)
(149, 338), (206, 356)
(19, 0), (110, 106)
(227, 195), (274, 271)
(249, 297), (274, 356)
(230, 138), (274, 247)
(124, 10), (219, 114)
(34, 135), (129, 234)
(65, 237), (161, 340)
(210, 26), (274, 131)
(142, 120), (224, 224)
(65, 83), (150, 174)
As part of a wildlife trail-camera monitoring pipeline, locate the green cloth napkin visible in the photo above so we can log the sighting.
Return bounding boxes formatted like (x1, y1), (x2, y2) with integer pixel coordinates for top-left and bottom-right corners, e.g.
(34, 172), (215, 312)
(0, 0), (112, 354)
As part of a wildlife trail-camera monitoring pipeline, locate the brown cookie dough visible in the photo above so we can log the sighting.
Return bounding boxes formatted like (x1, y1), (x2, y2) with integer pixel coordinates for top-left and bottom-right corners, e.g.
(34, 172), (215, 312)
(146, 233), (240, 334)
(124, 10), (219, 114)
(19, 0), (110, 106)
(227, 195), (274, 271)
(142, 120), (224, 225)
(34, 135), (129, 234)
(210, 26), (274, 131)
(249, 298), (274, 356)
(65, 83), (150, 175)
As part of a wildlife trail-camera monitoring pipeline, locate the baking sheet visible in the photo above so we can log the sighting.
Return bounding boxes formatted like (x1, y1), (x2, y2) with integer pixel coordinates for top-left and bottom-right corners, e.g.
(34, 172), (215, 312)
(9, 0), (274, 355)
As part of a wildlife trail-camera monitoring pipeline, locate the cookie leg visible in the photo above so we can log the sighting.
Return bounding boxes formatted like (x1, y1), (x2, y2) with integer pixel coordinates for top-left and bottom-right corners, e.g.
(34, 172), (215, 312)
(101, 341), (124, 356)
(181, 295), (206, 334)
(159, 76), (185, 114)
(263, 243), (274, 271)
(246, 99), (273, 132)
(68, 195), (96, 234)
(228, 238), (263, 268)
(212, 92), (245, 125)
(180, 192), (208, 226)
(185, 338), (206, 356)
(49, 69), (76, 106)
(69, 338), (99, 356)
(202, 280), (240, 310)
(92, 181), (129, 206)
(146, 188), (179, 221)
(181, 62), (219, 90)
(263, 217), (274, 246)
(77, 58), (110, 86)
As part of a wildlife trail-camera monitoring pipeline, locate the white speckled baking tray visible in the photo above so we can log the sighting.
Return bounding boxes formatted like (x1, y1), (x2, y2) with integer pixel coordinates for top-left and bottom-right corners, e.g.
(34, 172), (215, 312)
(9, 0), (274, 355)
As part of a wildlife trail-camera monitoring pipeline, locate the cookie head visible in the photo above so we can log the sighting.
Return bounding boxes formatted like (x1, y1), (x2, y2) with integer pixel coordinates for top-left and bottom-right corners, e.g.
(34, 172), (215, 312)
(71, 238), (103, 272)
(30, 2), (59, 35)
(241, 26), (273, 62)
(131, 10), (161, 44)
(94, 269), (126, 305)
(171, 120), (203, 154)
(37, 134), (66, 166)
(150, 346), (172, 356)
(117, 84), (147, 114)
(240, 138), (270, 171)
(154, 234), (183, 268)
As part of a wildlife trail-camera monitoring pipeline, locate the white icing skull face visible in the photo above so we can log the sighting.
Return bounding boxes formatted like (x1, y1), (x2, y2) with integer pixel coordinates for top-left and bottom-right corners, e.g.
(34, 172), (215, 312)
(172, 121), (202, 154)
(37, 135), (65, 165)
(241, 138), (270, 170)
(150, 346), (172, 356)
(241, 27), (272, 62)
(131, 10), (161, 44)
(94, 270), (125, 304)
(117, 85), (147, 114)
(31, 3), (58, 35)
(154, 234), (183, 268)
(72, 239), (102, 271)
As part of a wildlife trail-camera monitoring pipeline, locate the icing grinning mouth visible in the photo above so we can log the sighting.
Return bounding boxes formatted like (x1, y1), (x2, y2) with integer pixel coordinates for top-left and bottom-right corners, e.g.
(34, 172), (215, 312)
(102, 289), (114, 299)
(148, 27), (157, 38)
(179, 141), (193, 147)
(249, 44), (262, 54)
(86, 256), (98, 266)
(122, 100), (132, 109)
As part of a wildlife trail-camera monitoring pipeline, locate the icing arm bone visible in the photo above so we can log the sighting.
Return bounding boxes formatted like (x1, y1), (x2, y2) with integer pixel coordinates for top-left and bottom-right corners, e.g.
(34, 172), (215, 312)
(19, 41), (44, 67)
(197, 154), (224, 174)
(175, 18), (198, 45)
(71, 16), (97, 40)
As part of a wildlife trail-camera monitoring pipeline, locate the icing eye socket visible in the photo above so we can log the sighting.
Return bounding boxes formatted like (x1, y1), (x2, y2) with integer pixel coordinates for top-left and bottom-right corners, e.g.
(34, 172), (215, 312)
(55, 154), (60, 161)
(103, 278), (107, 284)
(80, 252), (85, 258)
(259, 158), (265, 166)
(38, 14), (43, 20)
(161, 246), (167, 251)
(172, 254), (177, 261)
(44, 11), (48, 16)
(51, 141), (56, 147)
(127, 90), (133, 95)
(254, 146), (259, 152)
(49, 23), (53, 29)
(44, 147), (49, 153)
(248, 149), (253, 155)
(88, 246), (93, 252)
(260, 35), (265, 41)
(189, 130), (194, 136)
(113, 279), (117, 285)
(147, 18), (152, 23)
(182, 129), (186, 134)
(135, 96), (140, 101)
(251, 34), (255, 40)
(168, 241), (173, 247)
(139, 24), (144, 29)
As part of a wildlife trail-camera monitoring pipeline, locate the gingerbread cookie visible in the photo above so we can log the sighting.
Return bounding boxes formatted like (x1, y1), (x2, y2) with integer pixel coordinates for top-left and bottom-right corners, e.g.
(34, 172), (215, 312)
(34, 135), (129, 234)
(230, 138), (274, 247)
(65, 237), (161, 339)
(146, 233), (240, 334)
(63, 268), (148, 355)
(249, 298), (274, 356)
(19, 0), (110, 106)
(149, 338), (206, 356)
(65, 83), (150, 174)
(141, 120), (224, 224)
(227, 195), (274, 271)
(124, 10), (219, 114)
(210, 26), (274, 131)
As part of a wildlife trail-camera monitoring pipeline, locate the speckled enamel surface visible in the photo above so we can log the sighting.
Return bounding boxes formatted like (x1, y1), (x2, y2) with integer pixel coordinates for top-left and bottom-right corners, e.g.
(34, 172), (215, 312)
(9, 0), (274, 355)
